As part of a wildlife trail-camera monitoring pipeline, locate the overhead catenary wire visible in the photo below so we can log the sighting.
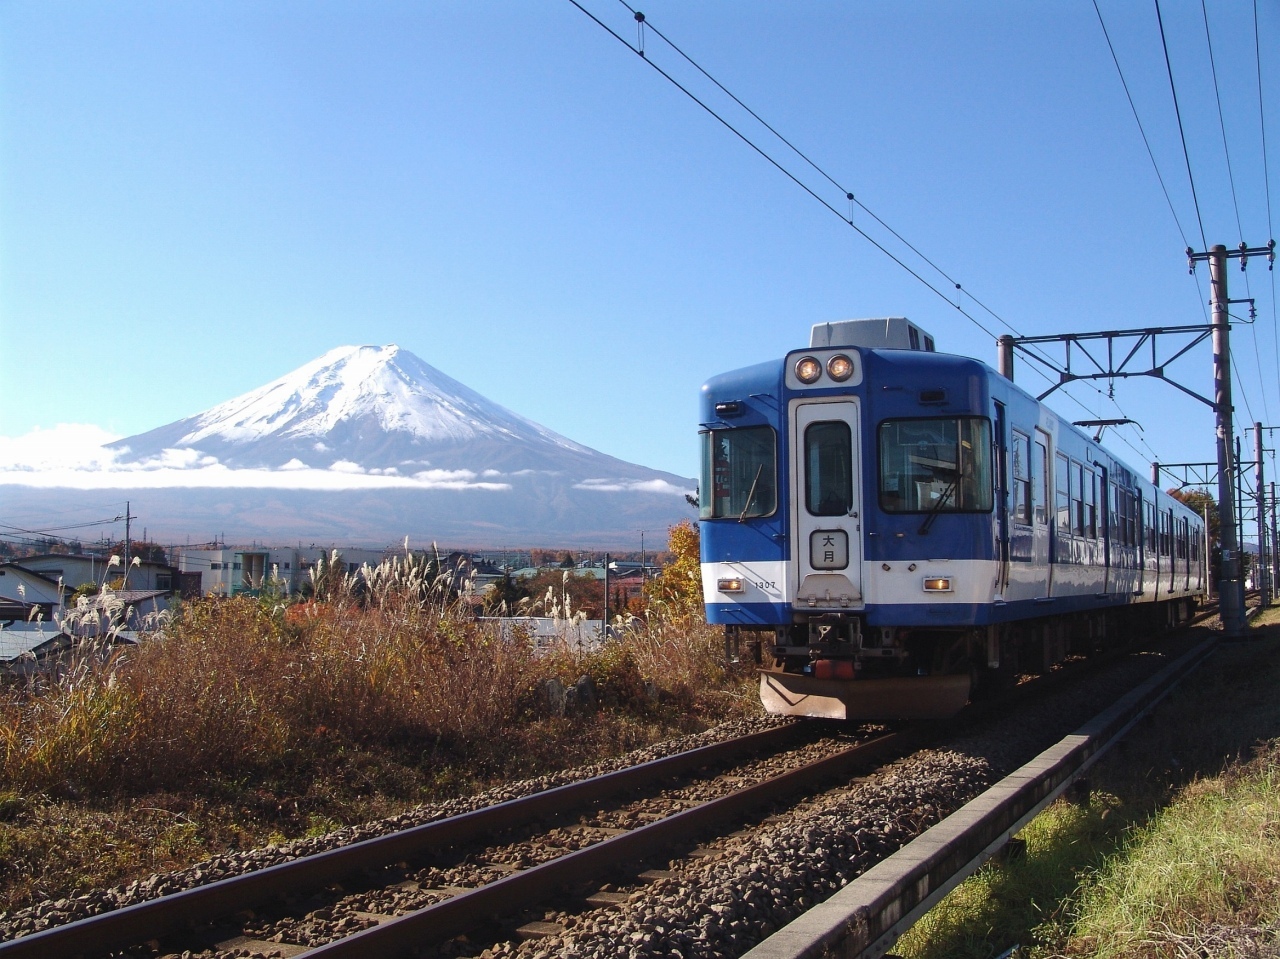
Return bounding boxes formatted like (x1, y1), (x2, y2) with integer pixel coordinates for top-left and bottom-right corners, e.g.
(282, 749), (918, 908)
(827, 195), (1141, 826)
(1200, 0), (1272, 428)
(1256, 0), (1280, 426)
(567, 1), (1007, 341)
(1155, 0), (1208, 251)
(574, 1), (1155, 436)
(614, 0), (1023, 342)
(1093, 0), (1192, 250)
(1200, 0), (1249, 249)
(575, 2), (1199, 469)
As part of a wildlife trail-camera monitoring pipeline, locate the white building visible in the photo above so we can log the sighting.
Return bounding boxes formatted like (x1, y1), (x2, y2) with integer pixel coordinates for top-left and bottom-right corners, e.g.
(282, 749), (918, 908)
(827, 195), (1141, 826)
(175, 545), (393, 597)
(17, 554), (177, 593)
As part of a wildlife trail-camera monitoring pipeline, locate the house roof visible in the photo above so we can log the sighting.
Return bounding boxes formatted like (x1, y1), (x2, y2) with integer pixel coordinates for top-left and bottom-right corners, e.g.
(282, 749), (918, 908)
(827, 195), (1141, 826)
(0, 563), (64, 588)
(0, 623), (67, 663)
(113, 590), (170, 603)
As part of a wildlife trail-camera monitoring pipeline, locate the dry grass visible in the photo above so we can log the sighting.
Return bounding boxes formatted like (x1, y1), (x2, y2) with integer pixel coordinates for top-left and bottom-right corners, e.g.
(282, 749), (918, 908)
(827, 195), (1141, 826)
(0, 554), (756, 911)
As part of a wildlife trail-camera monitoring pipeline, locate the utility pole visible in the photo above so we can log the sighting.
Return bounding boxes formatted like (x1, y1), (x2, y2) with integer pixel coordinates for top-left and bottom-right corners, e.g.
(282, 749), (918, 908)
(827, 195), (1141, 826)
(1257, 424), (1269, 608)
(1237, 433), (1245, 591)
(1187, 242), (1275, 634)
(997, 334), (1015, 380)
(1272, 481), (1279, 608)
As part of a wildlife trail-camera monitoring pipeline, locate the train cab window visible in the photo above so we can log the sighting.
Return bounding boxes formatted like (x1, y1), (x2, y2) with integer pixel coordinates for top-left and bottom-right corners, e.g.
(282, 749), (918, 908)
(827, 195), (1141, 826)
(804, 421), (853, 516)
(1013, 432), (1034, 527)
(878, 417), (992, 513)
(700, 426), (777, 520)
(1055, 453), (1071, 533)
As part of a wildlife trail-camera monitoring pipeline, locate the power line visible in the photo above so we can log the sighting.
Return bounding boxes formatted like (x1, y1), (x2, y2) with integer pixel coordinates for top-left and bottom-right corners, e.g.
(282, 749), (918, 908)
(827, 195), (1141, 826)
(1200, 0), (1248, 246)
(575, 2), (1175, 464)
(0, 516), (124, 536)
(1092, 0), (1191, 249)
(1155, 0), (1207, 250)
(1255, 0), (1280, 425)
(1231, 353), (1258, 427)
(569, 1), (1013, 342)
(614, 0), (1028, 341)
(1200, 1), (1268, 434)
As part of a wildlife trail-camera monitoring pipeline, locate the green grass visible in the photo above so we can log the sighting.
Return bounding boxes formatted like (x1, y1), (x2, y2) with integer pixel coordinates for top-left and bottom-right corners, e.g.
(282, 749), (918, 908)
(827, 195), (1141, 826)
(896, 607), (1280, 959)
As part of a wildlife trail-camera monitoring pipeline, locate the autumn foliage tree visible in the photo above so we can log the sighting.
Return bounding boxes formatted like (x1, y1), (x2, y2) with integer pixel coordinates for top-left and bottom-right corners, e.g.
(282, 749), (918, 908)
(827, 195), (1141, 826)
(1169, 488), (1219, 546)
(644, 520), (703, 618)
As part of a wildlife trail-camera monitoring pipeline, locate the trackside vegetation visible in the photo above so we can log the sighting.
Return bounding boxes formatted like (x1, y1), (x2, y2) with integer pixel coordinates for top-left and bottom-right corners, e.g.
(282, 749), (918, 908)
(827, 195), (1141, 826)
(0, 522), (758, 912)
(896, 606), (1280, 959)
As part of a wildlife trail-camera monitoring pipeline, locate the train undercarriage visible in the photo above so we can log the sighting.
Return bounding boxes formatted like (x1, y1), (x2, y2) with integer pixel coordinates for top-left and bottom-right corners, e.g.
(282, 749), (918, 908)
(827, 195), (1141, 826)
(727, 598), (1199, 721)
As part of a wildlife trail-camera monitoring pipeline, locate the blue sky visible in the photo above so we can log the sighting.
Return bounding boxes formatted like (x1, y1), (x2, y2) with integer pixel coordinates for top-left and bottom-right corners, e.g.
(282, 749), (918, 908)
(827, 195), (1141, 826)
(1, 1), (1277, 485)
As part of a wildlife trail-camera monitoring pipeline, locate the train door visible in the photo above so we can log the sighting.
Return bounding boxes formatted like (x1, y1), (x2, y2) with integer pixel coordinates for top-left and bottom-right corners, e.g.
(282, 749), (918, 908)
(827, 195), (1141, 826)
(790, 400), (863, 609)
(1032, 429), (1052, 595)
(993, 402), (1010, 594)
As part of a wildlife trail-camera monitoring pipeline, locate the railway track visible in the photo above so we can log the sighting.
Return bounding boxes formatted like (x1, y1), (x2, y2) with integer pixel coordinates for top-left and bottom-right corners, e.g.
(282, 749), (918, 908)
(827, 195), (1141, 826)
(0, 720), (921, 959)
(0, 611), (1231, 959)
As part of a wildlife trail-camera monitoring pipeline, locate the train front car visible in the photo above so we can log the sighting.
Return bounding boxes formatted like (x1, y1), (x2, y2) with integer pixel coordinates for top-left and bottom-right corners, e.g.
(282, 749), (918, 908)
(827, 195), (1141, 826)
(700, 319), (989, 721)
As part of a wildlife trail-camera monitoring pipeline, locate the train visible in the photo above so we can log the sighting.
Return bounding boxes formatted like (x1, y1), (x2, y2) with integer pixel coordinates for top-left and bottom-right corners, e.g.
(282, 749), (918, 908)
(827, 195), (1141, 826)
(698, 318), (1207, 720)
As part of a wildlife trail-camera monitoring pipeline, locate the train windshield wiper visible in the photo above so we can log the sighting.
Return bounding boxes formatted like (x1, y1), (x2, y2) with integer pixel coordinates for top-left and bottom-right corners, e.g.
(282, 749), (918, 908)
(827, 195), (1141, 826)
(739, 465), (765, 523)
(917, 479), (956, 535)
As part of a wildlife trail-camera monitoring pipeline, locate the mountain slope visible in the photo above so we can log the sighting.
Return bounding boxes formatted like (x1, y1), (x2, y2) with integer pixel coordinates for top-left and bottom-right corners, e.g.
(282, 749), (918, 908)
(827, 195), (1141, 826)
(110, 345), (618, 472)
(86, 345), (695, 546)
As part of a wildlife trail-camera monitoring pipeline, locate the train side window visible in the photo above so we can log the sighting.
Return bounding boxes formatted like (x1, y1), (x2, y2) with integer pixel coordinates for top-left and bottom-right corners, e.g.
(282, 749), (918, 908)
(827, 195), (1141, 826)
(1033, 435), (1048, 525)
(804, 421), (853, 516)
(700, 426), (777, 520)
(1108, 483), (1117, 542)
(1011, 430), (1031, 525)
(1087, 469), (1099, 538)
(1071, 461), (1085, 535)
(1055, 452), (1071, 534)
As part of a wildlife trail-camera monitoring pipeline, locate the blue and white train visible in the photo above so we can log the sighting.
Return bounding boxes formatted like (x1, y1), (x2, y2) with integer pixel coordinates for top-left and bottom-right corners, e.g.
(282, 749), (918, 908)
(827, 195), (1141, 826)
(699, 319), (1206, 720)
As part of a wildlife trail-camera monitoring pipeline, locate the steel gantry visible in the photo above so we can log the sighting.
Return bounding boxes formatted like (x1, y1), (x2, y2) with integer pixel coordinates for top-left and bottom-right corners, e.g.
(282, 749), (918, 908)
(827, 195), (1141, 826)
(996, 240), (1275, 637)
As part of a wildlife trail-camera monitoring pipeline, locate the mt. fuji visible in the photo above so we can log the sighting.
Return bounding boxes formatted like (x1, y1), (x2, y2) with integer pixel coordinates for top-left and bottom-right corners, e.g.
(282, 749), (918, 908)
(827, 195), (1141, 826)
(110, 345), (645, 478)
(4, 346), (696, 547)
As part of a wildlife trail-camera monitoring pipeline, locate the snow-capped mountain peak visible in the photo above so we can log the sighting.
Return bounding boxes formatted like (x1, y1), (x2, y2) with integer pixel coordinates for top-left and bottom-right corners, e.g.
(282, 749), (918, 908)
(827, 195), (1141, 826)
(175, 344), (583, 450)
(111, 345), (601, 471)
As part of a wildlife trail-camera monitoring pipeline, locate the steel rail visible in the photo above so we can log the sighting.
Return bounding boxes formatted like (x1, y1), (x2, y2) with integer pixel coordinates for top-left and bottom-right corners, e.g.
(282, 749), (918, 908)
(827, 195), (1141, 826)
(742, 636), (1219, 959)
(0, 723), (809, 959)
(302, 728), (919, 958)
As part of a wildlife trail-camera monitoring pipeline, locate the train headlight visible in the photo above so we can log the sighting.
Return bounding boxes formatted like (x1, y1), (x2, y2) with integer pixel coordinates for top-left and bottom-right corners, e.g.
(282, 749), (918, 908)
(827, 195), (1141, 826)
(795, 356), (822, 384)
(717, 577), (745, 593)
(923, 577), (953, 592)
(826, 354), (854, 381)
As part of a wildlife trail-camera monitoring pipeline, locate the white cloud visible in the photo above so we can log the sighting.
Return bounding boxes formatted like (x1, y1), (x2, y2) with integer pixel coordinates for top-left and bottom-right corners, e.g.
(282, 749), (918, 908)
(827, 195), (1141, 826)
(575, 478), (691, 496)
(0, 426), (514, 493)
(0, 424), (123, 470)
